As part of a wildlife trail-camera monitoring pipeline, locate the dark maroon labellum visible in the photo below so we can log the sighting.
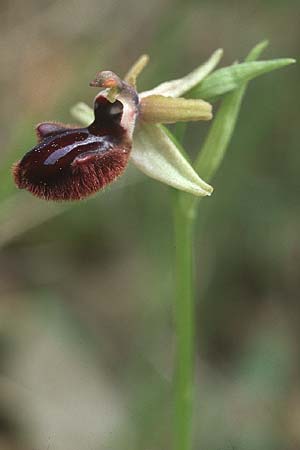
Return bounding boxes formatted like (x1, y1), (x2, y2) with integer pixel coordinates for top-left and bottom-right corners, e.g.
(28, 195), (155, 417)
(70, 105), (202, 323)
(13, 96), (134, 201)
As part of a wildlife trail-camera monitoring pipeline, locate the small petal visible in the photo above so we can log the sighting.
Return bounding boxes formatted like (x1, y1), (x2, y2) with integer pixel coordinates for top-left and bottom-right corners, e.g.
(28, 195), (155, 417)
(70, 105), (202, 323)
(140, 95), (212, 123)
(71, 102), (94, 126)
(131, 124), (213, 197)
(124, 54), (150, 87)
(140, 48), (223, 99)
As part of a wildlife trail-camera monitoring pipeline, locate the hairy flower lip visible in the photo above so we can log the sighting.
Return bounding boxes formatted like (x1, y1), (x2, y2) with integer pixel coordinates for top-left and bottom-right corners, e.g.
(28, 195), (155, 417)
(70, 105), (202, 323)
(13, 92), (138, 201)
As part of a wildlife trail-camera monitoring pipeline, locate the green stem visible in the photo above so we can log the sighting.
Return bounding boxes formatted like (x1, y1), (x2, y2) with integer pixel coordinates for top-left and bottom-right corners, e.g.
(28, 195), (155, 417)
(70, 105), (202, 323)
(173, 192), (197, 450)
(170, 40), (283, 450)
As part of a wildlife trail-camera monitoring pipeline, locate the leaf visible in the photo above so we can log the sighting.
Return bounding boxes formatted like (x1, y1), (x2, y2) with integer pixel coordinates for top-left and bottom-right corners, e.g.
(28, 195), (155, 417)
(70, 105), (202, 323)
(131, 124), (213, 197)
(190, 57), (296, 100)
(140, 49), (223, 99)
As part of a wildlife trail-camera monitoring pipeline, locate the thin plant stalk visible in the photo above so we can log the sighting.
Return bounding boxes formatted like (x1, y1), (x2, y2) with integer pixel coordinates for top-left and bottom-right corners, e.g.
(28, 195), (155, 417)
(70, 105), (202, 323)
(173, 194), (197, 450)
(171, 41), (276, 450)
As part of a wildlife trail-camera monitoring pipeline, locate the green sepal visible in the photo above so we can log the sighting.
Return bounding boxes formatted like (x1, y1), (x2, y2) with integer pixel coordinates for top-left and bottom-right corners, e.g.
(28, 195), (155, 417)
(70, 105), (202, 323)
(131, 124), (213, 197)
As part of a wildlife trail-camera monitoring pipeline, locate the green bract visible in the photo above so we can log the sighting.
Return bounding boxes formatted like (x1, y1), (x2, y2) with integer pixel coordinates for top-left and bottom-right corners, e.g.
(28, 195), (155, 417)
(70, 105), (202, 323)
(195, 40), (272, 182)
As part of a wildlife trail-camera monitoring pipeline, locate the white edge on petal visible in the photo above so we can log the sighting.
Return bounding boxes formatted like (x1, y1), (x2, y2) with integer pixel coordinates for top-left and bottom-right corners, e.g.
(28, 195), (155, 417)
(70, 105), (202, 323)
(131, 124), (213, 197)
(140, 48), (223, 99)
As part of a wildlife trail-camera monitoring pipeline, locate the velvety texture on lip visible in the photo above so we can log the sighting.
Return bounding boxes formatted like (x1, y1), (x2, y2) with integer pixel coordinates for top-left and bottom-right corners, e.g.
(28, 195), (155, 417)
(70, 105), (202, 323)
(13, 97), (132, 201)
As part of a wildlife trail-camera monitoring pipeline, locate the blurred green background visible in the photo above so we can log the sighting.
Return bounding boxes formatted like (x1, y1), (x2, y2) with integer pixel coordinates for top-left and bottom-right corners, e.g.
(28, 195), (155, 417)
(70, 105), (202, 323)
(0, 0), (299, 449)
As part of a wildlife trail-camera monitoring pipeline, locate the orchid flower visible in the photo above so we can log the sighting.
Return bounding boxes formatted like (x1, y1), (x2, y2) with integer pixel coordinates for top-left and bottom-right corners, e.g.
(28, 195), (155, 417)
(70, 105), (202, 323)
(13, 50), (223, 200)
(13, 46), (294, 202)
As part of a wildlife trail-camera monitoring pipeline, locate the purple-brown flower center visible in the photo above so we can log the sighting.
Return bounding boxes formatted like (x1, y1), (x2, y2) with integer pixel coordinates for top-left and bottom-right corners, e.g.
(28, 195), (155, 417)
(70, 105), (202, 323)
(13, 93), (137, 201)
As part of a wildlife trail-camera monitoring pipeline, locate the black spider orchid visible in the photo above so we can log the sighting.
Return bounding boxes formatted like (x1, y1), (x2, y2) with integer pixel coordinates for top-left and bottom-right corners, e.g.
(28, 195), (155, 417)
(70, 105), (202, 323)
(13, 51), (224, 200)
